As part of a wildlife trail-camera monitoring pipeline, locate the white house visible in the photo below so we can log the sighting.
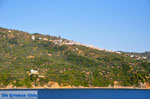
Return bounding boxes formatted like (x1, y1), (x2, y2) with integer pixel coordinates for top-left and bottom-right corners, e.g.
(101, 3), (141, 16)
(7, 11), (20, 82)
(130, 55), (134, 58)
(32, 36), (35, 40)
(30, 69), (38, 74)
(143, 56), (147, 59)
(43, 38), (48, 41)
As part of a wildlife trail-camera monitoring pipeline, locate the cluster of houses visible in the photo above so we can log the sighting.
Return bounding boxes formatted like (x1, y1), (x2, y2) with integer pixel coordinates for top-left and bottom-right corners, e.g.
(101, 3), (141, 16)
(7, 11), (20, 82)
(49, 39), (121, 54)
(31, 35), (121, 54)
(62, 41), (121, 54)
(129, 54), (147, 60)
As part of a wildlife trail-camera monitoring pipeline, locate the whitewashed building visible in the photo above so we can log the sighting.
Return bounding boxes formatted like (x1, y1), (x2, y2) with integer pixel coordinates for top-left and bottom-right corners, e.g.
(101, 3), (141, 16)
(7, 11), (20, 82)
(32, 36), (35, 40)
(30, 69), (38, 74)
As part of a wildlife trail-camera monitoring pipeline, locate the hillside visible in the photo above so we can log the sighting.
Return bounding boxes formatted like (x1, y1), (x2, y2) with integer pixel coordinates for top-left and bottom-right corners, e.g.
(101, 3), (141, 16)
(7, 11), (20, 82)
(0, 27), (150, 89)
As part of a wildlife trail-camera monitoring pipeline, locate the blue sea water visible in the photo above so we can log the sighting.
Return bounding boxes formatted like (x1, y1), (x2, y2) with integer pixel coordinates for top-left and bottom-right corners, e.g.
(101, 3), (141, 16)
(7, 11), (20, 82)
(1, 89), (150, 99)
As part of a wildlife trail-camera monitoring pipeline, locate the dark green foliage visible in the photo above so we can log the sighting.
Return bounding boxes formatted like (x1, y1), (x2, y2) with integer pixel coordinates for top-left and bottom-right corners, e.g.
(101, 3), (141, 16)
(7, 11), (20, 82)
(67, 54), (98, 67)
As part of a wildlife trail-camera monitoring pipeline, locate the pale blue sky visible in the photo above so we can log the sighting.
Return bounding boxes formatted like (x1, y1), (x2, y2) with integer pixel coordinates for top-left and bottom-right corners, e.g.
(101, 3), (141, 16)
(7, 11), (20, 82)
(0, 0), (149, 52)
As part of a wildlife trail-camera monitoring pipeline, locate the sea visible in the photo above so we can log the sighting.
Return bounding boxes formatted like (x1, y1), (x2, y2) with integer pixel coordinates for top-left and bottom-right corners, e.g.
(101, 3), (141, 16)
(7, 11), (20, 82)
(0, 89), (150, 99)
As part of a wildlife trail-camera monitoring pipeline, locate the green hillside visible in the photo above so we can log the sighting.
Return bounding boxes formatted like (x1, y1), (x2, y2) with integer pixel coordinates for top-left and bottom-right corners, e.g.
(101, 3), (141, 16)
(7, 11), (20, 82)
(0, 27), (150, 88)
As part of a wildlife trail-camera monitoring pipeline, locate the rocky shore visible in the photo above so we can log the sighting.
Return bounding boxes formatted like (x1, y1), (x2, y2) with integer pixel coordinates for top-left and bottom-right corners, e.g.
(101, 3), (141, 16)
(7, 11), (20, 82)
(1, 81), (150, 89)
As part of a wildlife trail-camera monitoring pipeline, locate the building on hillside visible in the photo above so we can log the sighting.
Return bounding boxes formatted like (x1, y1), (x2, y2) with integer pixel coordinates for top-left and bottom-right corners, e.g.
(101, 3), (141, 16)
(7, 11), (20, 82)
(30, 69), (38, 74)
(130, 55), (134, 58)
(43, 38), (48, 41)
(32, 36), (35, 40)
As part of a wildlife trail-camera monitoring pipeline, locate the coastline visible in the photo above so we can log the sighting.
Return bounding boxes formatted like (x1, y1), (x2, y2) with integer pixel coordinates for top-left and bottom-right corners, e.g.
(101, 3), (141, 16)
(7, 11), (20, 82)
(0, 87), (150, 90)
(1, 81), (150, 90)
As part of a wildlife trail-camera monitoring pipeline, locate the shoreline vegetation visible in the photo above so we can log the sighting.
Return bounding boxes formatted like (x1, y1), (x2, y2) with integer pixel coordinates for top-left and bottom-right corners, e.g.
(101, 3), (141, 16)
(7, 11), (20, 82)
(1, 81), (150, 89)
(0, 27), (150, 90)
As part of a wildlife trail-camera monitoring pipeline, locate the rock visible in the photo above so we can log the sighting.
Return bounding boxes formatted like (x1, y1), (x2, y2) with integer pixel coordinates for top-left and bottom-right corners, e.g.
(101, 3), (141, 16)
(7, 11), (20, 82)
(114, 81), (121, 88)
(146, 82), (150, 88)
(48, 53), (52, 56)
(48, 81), (60, 88)
(27, 56), (35, 59)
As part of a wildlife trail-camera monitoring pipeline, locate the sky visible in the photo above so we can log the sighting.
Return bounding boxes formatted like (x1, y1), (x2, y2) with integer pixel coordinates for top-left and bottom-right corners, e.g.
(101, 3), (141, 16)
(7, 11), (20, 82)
(0, 0), (149, 52)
